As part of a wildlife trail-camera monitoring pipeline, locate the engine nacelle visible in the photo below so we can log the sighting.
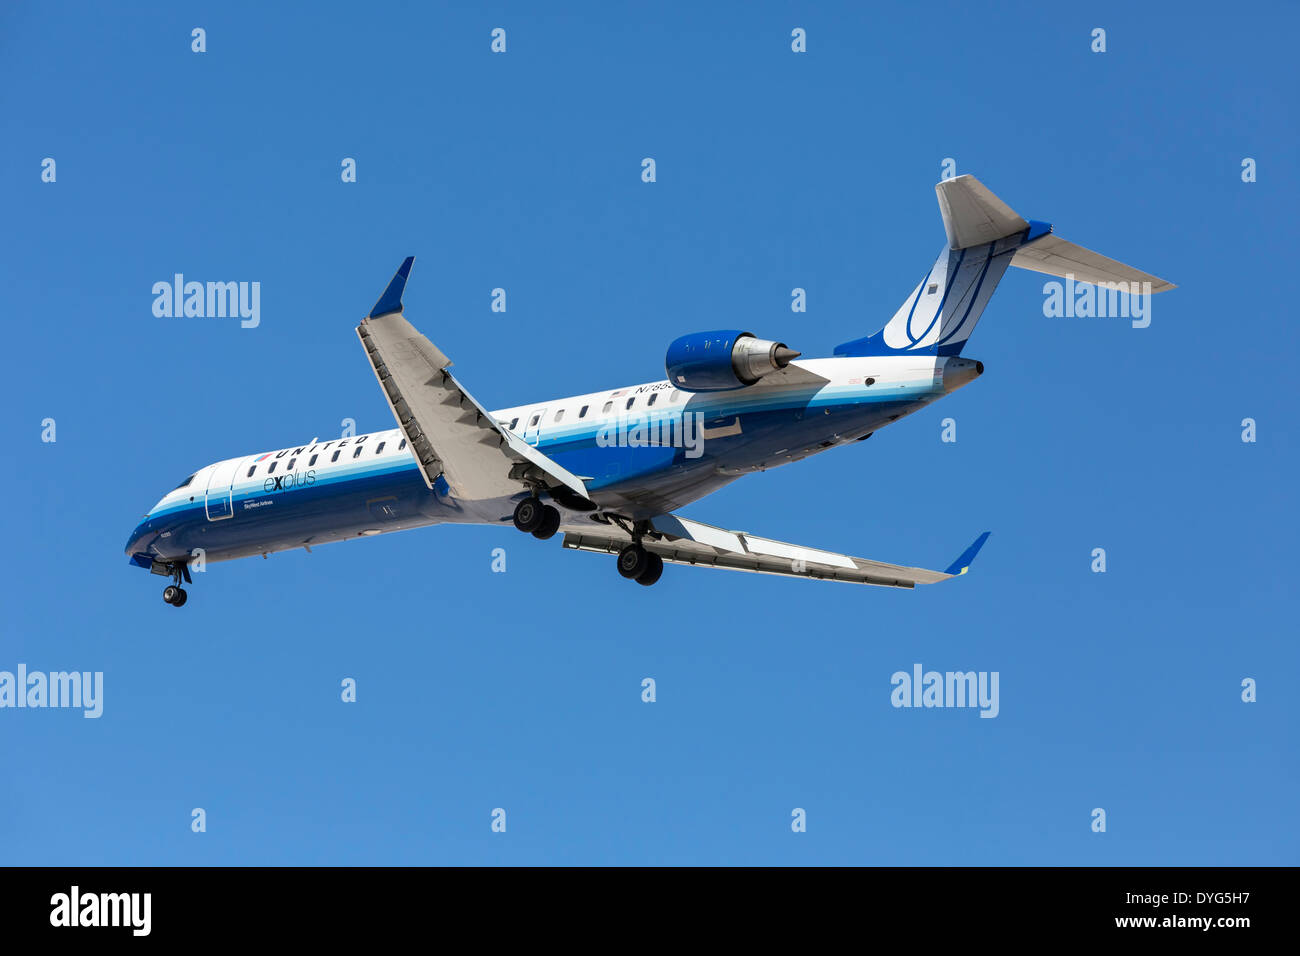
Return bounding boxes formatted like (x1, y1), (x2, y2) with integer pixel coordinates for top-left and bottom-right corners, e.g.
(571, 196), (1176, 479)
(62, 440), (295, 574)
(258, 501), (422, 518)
(665, 330), (800, 392)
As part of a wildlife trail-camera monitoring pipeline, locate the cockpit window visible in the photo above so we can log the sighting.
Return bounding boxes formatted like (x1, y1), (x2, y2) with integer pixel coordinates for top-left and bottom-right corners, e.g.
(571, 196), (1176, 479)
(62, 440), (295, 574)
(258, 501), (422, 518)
(174, 474), (195, 490)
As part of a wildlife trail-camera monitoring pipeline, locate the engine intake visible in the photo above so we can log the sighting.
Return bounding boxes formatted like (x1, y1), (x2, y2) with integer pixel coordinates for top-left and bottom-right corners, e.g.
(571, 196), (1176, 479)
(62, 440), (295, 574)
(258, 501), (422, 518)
(665, 330), (800, 392)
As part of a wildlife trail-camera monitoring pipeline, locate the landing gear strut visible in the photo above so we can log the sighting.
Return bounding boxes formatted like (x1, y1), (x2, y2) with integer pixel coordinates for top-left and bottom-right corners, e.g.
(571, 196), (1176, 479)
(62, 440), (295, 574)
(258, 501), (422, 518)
(513, 497), (561, 540)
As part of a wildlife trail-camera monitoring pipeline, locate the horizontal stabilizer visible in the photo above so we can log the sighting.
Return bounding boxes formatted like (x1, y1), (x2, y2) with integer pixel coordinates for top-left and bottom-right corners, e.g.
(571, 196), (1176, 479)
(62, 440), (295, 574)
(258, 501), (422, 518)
(937, 175), (1028, 249)
(1011, 234), (1176, 292)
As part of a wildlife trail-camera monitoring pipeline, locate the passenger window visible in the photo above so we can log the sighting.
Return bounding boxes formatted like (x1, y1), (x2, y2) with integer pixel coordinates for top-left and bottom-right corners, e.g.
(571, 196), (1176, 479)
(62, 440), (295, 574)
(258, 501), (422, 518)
(309, 454), (318, 466)
(509, 418), (518, 430)
(331, 450), (341, 463)
(398, 438), (407, 451)
(268, 461), (277, 474)
(647, 393), (658, 406)
(353, 446), (363, 458)
(625, 397), (635, 410)
(287, 458), (296, 470)
(670, 391), (682, 403)
(529, 414), (540, 427)
(375, 442), (386, 454)
(246, 466), (256, 478)
(554, 409), (565, 423)
(602, 401), (613, 414)
(579, 405), (588, 418)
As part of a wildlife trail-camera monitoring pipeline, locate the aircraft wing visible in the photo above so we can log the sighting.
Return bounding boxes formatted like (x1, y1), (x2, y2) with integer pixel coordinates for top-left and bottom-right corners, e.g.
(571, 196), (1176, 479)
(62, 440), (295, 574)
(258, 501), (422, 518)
(561, 513), (991, 588)
(356, 258), (590, 503)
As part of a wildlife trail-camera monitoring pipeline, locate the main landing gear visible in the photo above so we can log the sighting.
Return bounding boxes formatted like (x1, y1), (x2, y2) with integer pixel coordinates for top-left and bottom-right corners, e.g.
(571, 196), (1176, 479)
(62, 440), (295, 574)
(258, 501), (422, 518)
(617, 542), (664, 587)
(513, 496), (561, 540)
(515, 498), (665, 586)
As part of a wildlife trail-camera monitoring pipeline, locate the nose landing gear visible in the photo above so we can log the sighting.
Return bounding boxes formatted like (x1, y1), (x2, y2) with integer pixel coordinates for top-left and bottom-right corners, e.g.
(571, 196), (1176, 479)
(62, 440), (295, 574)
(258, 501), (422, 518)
(158, 562), (192, 607)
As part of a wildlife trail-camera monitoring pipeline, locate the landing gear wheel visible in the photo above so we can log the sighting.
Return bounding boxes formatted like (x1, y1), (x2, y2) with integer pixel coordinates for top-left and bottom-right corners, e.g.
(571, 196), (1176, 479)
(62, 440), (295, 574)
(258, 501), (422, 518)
(513, 497), (545, 533)
(531, 505), (561, 540)
(635, 552), (664, 586)
(163, 585), (187, 606)
(617, 543), (651, 580)
(172, 588), (187, 607)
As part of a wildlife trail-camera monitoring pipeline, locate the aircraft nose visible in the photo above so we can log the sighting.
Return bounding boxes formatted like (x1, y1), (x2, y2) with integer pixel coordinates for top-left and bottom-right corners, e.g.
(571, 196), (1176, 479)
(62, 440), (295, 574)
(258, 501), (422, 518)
(124, 516), (156, 561)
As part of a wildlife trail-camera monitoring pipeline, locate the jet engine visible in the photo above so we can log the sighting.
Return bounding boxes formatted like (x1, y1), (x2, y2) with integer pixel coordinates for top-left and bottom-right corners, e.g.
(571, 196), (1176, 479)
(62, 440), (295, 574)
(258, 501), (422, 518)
(664, 330), (800, 392)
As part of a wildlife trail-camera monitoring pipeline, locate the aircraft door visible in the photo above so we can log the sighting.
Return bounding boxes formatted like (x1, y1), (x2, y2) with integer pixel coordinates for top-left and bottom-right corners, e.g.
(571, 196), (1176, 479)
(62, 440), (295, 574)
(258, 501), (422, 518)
(204, 458), (242, 521)
(523, 408), (546, 446)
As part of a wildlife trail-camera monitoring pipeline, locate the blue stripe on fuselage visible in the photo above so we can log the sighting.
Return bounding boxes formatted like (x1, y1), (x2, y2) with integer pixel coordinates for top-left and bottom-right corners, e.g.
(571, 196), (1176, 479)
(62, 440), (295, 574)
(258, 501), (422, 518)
(130, 378), (939, 565)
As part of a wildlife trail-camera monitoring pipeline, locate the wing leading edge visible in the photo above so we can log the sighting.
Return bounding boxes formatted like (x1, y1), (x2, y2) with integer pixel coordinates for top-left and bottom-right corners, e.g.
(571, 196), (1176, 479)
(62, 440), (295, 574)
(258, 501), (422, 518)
(562, 515), (991, 588)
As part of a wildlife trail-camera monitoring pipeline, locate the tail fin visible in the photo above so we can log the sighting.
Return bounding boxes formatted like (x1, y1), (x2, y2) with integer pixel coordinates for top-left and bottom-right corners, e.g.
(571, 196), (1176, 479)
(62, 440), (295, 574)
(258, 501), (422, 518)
(834, 175), (1175, 358)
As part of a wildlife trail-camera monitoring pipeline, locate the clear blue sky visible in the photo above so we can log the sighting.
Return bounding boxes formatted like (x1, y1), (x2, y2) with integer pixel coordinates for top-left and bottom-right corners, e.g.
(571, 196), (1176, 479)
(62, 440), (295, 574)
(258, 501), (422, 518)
(2, 0), (1295, 865)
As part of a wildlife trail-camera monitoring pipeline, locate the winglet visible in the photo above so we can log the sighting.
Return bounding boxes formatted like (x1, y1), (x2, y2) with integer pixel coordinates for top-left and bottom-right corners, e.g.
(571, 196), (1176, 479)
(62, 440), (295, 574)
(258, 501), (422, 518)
(369, 256), (415, 318)
(944, 531), (991, 576)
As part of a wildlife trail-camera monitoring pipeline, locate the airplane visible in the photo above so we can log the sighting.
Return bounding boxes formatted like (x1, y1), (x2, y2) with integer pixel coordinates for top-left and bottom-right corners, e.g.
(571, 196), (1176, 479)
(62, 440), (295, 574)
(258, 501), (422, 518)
(125, 175), (1174, 606)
